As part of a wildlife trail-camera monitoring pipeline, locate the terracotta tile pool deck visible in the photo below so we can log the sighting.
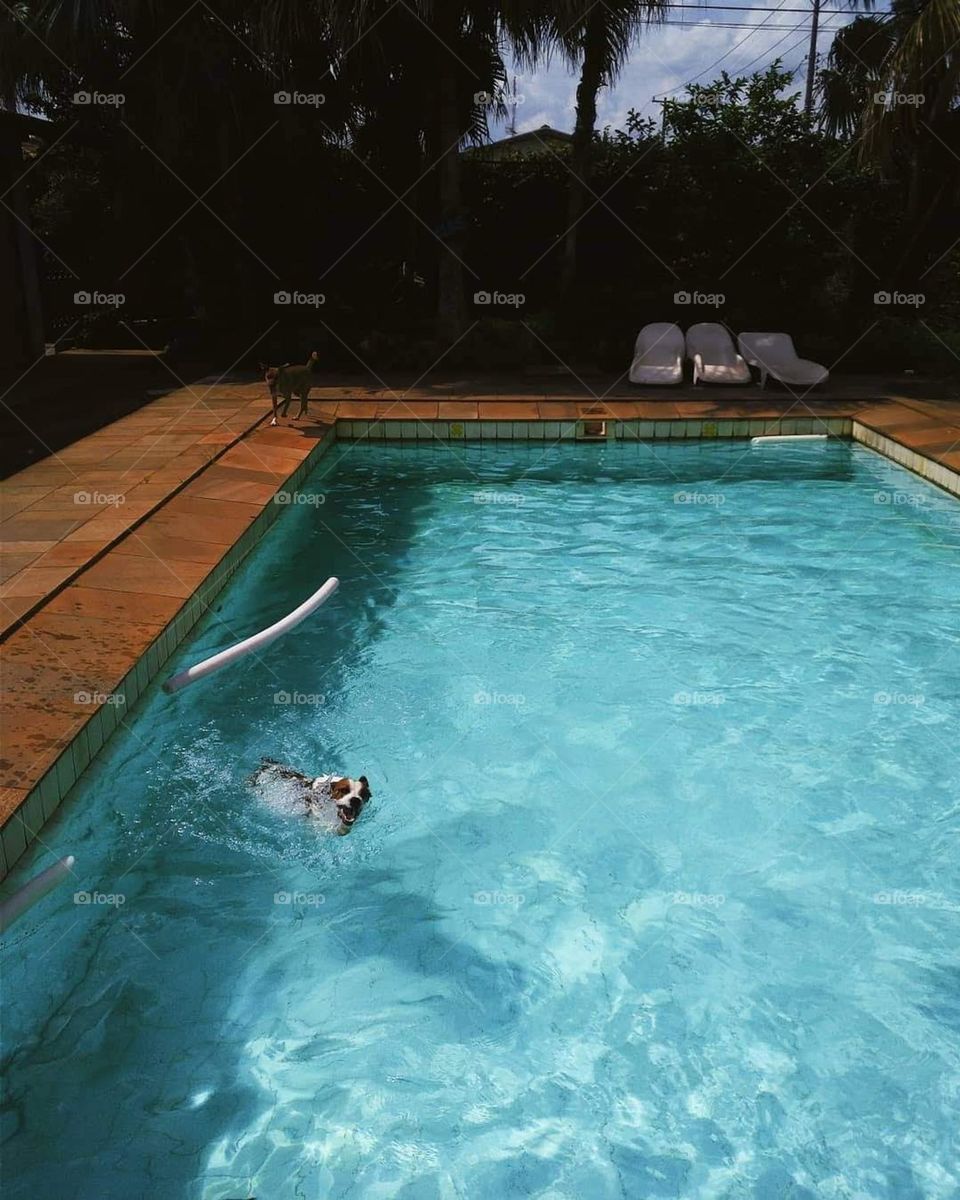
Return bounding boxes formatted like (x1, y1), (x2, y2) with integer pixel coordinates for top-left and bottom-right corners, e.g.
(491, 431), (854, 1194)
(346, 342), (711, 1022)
(1, 377), (958, 876)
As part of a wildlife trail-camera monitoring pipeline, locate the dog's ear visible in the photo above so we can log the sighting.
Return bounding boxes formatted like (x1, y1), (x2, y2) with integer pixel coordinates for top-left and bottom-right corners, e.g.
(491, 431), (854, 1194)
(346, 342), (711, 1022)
(358, 775), (371, 799)
(330, 778), (351, 799)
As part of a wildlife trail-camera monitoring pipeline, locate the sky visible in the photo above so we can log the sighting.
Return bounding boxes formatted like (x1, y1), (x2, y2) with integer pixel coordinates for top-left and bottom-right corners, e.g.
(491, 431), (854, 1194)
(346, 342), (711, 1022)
(490, 1), (874, 137)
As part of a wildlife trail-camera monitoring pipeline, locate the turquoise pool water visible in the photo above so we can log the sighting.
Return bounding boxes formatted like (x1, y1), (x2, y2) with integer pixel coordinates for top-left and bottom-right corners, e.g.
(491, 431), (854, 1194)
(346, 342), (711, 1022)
(3, 440), (959, 1199)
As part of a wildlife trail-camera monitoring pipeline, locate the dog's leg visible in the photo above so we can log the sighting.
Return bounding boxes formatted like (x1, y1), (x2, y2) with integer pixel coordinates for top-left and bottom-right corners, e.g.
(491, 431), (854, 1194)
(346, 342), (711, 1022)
(269, 383), (280, 426)
(280, 388), (293, 419)
(298, 387), (310, 419)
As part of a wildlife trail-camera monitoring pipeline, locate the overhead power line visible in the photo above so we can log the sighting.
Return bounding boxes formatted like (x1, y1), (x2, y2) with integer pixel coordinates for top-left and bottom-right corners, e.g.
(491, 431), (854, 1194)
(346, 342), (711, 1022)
(661, 0), (793, 92)
(659, 17), (841, 28)
(661, 3), (854, 11)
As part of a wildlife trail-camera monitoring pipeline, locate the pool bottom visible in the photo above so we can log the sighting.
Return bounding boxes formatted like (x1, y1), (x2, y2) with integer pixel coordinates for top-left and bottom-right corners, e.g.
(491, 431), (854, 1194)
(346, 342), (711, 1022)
(2, 438), (958, 1199)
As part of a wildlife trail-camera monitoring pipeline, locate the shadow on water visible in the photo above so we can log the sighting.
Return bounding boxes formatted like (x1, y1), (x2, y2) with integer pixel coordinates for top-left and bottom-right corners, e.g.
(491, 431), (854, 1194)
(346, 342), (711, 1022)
(333, 857), (530, 1036)
(0, 447), (446, 1200)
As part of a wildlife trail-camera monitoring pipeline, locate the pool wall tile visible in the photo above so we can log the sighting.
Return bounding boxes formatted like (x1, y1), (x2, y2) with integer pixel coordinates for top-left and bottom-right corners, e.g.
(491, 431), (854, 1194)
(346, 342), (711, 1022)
(86, 708), (104, 758)
(54, 746), (76, 803)
(71, 724), (91, 781)
(39, 769), (61, 822)
(852, 421), (959, 498)
(18, 790), (45, 845)
(1, 813), (27, 871)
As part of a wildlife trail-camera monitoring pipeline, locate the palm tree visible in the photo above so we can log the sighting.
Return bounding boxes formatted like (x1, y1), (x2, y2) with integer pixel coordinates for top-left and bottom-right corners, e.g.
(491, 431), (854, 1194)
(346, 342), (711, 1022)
(817, 15), (897, 138)
(817, 0), (960, 282)
(322, 0), (544, 340)
(551, 0), (666, 296)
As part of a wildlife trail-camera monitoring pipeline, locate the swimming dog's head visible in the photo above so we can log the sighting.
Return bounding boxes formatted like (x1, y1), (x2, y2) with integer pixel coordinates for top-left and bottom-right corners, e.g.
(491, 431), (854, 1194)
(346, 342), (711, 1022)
(326, 775), (371, 828)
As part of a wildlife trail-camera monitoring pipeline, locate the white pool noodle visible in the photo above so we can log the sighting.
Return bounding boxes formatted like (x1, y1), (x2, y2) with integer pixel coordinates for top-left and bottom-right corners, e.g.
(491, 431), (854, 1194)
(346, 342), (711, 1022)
(0, 855), (75, 935)
(163, 576), (339, 694)
(751, 434), (829, 444)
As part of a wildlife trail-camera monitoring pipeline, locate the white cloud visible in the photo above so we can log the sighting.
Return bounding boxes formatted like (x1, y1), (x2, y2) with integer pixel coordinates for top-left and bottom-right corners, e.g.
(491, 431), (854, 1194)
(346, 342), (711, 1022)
(492, 5), (857, 138)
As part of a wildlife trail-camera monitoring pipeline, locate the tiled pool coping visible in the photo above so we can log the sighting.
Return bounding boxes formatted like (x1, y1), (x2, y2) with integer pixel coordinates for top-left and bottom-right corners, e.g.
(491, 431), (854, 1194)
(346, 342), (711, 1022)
(1, 395), (958, 878)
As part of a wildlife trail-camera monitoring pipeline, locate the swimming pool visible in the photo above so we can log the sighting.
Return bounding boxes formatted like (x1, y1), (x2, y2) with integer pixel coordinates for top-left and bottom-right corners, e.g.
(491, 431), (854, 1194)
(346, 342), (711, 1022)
(3, 440), (958, 1199)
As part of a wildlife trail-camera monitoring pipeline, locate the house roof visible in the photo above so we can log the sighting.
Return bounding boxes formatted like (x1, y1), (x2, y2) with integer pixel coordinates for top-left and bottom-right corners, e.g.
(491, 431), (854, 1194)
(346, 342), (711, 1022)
(486, 124), (572, 150)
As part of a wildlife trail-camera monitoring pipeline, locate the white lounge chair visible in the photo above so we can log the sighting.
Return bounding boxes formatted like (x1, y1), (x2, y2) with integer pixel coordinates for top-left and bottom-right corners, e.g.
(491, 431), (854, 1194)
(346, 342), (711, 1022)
(686, 322), (751, 385)
(738, 332), (829, 389)
(629, 322), (684, 385)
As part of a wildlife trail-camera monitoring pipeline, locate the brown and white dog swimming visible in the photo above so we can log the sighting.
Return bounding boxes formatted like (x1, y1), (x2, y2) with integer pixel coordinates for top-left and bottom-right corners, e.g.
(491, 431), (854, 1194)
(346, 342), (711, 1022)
(261, 351), (320, 426)
(250, 757), (371, 833)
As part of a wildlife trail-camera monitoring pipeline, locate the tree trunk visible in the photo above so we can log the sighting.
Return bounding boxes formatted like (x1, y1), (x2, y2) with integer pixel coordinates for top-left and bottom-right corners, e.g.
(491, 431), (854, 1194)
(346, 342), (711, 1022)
(435, 37), (466, 341)
(560, 11), (605, 297)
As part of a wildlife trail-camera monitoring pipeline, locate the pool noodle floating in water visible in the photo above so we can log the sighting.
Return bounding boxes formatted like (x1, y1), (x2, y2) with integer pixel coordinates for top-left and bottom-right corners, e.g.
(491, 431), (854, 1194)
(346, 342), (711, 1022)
(751, 434), (829, 444)
(0, 855), (75, 935)
(163, 576), (339, 694)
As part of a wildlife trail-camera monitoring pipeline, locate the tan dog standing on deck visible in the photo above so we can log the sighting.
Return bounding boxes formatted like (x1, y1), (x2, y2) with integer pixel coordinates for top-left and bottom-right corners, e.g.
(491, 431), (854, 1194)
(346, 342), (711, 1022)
(262, 351), (320, 425)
